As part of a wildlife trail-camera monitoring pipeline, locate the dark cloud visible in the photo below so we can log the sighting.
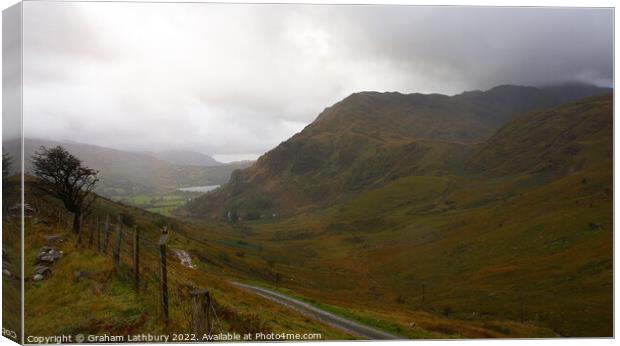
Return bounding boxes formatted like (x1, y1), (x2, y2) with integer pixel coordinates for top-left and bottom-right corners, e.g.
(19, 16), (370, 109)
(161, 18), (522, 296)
(20, 2), (613, 161)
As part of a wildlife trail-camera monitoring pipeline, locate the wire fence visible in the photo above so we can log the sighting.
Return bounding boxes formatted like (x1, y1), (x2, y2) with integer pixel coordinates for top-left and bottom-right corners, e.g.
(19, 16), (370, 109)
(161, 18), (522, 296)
(34, 201), (226, 337)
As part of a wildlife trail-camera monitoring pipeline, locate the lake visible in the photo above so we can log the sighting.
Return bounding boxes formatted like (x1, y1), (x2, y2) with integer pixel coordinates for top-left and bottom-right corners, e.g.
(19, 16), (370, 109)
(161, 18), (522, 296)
(177, 185), (221, 193)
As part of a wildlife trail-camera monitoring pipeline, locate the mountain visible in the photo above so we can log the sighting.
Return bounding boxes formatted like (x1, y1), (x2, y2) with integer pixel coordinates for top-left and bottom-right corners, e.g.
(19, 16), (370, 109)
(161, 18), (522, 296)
(184, 93), (612, 337)
(187, 83), (611, 218)
(2, 138), (249, 197)
(149, 150), (223, 167)
(470, 93), (612, 175)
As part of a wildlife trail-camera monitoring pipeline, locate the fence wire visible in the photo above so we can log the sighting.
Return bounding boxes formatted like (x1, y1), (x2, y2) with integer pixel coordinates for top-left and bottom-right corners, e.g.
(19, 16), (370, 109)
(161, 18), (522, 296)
(39, 205), (227, 336)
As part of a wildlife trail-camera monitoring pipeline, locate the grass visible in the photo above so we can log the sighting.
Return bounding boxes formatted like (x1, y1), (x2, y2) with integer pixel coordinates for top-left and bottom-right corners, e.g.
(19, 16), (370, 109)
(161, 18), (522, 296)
(181, 157), (611, 337)
(111, 193), (199, 216)
(234, 278), (441, 339)
(18, 186), (354, 340)
(234, 278), (554, 339)
(24, 223), (147, 335)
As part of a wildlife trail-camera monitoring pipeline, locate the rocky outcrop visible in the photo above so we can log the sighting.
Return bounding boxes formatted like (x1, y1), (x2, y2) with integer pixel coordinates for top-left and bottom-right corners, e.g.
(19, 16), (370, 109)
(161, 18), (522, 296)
(32, 245), (63, 281)
(36, 247), (63, 264)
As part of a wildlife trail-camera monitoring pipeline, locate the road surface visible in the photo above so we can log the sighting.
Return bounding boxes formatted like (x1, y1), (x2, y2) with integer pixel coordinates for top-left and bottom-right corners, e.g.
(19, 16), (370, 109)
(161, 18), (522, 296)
(231, 282), (401, 340)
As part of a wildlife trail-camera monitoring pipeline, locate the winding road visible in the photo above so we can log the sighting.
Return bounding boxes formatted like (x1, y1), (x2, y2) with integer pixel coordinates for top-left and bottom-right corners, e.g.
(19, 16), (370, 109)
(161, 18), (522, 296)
(231, 282), (400, 340)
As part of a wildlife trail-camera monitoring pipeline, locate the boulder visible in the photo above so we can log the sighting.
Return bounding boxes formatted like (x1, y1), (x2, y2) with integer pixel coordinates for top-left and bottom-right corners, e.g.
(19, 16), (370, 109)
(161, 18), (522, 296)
(33, 274), (44, 281)
(34, 265), (51, 277)
(36, 247), (62, 264)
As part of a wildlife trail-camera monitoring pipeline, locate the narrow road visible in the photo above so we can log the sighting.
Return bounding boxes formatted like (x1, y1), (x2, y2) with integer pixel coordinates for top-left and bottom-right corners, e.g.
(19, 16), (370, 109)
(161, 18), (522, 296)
(231, 282), (400, 340)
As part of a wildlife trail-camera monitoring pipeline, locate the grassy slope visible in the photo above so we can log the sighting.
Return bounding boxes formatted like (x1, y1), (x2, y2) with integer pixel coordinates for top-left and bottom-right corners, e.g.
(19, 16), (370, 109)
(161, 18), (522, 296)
(18, 181), (353, 339)
(2, 190), (22, 342)
(182, 94), (612, 337)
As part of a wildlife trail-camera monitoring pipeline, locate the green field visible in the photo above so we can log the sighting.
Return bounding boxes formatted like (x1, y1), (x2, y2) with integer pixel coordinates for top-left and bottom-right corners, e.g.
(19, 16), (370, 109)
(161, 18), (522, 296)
(111, 193), (200, 216)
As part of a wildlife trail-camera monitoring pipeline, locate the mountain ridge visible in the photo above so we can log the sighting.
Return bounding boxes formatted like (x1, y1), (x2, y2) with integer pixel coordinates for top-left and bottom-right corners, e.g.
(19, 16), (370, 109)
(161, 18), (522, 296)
(187, 83), (611, 219)
(146, 149), (223, 167)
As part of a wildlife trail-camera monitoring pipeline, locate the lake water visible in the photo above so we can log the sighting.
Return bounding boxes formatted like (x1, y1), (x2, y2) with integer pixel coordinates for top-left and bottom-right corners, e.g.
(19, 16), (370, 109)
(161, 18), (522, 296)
(177, 185), (221, 193)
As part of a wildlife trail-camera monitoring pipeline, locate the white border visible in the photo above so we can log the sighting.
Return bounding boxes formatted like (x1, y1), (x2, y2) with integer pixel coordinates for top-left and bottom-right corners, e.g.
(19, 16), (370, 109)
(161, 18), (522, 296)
(0, 1), (616, 346)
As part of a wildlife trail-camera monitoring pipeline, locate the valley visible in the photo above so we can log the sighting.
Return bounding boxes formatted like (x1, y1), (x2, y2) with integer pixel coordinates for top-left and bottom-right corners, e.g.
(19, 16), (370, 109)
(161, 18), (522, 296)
(181, 87), (613, 337)
(3, 138), (251, 216)
(7, 84), (613, 339)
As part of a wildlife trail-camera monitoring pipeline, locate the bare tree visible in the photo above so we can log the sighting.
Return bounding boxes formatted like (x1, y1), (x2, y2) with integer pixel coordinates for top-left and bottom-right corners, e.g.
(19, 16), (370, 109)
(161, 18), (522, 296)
(31, 146), (99, 234)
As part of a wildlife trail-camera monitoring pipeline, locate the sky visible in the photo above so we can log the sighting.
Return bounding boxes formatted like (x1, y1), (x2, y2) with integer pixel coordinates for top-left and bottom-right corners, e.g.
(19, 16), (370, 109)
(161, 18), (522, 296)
(19, 2), (613, 162)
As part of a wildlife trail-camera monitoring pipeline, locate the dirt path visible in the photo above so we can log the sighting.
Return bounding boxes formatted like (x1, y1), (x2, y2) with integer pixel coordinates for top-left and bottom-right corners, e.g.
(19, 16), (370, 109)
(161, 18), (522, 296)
(231, 282), (401, 340)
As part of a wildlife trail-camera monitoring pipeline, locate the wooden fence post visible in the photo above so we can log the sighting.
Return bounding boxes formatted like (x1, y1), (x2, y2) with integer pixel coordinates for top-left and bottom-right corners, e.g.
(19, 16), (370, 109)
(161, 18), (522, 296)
(113, 216), (123, 267)
(76, 214), (84, 246)
(89, 216), (96, 247)
(133, 226), (140, 293)
(103, 215), (110, 253)
(96, 217), (101, 252)
(190, 289), (211, 336)
(159, 226), (170, 328)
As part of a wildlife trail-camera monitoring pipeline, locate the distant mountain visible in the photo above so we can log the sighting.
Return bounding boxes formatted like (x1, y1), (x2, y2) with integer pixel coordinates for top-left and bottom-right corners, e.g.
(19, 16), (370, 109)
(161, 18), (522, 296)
(2, 138), (249, 197)
(149, 150), (223, 167)
(187, 83), (611, 218)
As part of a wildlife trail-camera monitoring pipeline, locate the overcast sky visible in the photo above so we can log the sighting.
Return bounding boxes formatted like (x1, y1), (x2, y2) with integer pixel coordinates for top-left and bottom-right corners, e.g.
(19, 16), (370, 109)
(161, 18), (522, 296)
(20, 2), (613, 162)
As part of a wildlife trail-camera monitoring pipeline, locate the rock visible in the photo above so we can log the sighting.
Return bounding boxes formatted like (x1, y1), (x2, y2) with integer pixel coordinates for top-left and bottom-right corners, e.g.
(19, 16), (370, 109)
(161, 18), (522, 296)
(409, 322), (416, 329)
(44, 235), (64, 244)
(3, 269), (11, 277)
(34, 265), (51, 277)
(33, 274), (44, 281)
(37, 255), (53, 263)
(36, 247), (62, 264)
(173, 249), (196, 269)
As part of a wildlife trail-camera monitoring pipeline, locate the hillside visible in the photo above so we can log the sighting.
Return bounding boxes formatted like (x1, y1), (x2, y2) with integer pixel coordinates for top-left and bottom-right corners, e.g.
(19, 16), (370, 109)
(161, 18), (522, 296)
(470, 93), (612, 176)
(4, 175), (546, 340)
(5, 176), (352, 340)
(2, 138), (249, 197)
(181, 93), (612, 337)
(187, 83), (610, 218)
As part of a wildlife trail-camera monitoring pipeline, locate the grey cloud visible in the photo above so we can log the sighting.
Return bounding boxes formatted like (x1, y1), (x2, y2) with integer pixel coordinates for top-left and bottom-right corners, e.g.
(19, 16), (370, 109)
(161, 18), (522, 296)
(19, 2), (613, 161)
